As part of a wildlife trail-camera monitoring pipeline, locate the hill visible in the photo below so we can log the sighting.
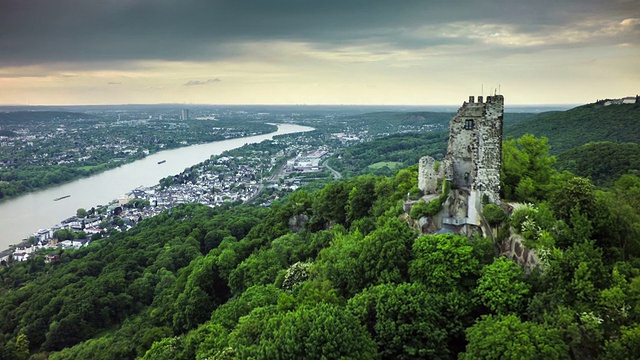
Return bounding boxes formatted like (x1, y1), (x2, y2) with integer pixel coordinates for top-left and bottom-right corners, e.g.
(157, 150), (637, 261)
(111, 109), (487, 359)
(556, 141), (640, 187)
(505, 102), (640, 154)
(0, 111), (94, 123)
(326, 131), (448, 176)
(2, 144), (640, 358)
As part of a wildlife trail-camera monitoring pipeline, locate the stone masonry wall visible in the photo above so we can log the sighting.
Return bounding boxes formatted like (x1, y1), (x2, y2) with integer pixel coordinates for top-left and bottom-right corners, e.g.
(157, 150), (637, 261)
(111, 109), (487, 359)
(475, 95), (504, 203)
(444, 102), (483, 189)
(443, 95), (503, 203)
(418, 156), (438, 194)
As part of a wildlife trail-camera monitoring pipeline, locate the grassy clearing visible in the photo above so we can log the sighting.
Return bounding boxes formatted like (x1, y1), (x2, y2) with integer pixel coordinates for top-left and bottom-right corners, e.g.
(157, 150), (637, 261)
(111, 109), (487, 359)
(367, 161), (403, 170)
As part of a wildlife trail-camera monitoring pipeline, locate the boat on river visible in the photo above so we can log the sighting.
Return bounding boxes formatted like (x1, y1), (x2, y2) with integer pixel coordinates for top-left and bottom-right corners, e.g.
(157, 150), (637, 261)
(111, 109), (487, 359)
(157, 160), (166, 164)
(53, 195), (71, 201)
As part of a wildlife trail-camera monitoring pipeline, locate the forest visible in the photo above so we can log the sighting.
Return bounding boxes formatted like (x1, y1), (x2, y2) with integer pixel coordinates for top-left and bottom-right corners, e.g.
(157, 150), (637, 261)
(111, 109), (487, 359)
(506, 102), (640, 154)
(1, 123), (640, 359)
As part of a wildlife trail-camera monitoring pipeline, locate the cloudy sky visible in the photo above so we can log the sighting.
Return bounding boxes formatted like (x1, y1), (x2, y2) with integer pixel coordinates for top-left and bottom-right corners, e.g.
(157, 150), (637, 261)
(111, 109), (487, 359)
(0, 0), (638, 105)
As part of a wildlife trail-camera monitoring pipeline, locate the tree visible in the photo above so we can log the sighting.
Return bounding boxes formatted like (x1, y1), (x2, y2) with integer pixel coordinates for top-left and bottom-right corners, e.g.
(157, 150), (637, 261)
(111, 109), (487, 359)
(210, 285), (283, 331)
(531, 240), (609, 314)
(592, 175), (640, 260)
(141, 336), (184, 360)
(76, 208), (88, 218)
(310, 182), (349, 229)
(483, 204), (506, 227)
(348, 283), (453, 359)
(409, 234), (480, 291)
(549, 176), (596, 222)
(346, 175), (377, 225)
(315, 230), (364, 298)
(15, 333), (29, 360)
(501, 134), (556, 202)
(474, 257), (530, 315)
(460, 314), (569, 360)
(230, 303), (377, 359)
(357, 216), (417, 287)
(601, 324), (640, 360)
(172, 254), (226, 332)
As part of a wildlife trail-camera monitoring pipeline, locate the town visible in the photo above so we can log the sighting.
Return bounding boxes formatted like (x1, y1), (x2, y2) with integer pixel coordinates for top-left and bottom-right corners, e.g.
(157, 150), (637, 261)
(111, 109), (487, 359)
(0, 129), (350, 265)
(0, 104), (456, 266)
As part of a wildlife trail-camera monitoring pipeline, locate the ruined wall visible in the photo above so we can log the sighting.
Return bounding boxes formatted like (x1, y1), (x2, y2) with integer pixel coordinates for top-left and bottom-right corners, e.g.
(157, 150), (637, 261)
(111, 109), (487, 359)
(418, 156), (438, 194)
(414, 94), (503, 231)
(444, 95), (503, 203)
(475, 95), (504, 204)
(444, 100), (483, 189)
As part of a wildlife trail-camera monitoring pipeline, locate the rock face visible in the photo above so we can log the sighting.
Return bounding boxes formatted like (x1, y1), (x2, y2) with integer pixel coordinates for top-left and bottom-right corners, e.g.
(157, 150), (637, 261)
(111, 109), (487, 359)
(498, 233), (540, 273)
(288, 214), (309, 233)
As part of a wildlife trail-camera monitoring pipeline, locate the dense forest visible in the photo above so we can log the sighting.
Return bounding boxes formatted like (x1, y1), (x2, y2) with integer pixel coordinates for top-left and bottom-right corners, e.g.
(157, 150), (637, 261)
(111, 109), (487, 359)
(1, 126), (640, 358)
(505, 102), (640, 153)
(326, 131), (448, 177)
(556, 142), (640, 187)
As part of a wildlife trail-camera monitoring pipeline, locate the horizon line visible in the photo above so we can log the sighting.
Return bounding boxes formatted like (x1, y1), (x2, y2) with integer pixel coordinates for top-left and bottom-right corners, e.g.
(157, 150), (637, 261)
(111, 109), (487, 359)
(0, 102), (582, 107)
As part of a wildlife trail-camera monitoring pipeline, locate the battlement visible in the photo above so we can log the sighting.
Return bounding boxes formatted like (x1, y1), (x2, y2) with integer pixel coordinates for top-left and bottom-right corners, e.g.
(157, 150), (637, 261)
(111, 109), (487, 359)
(467, 94), (503, 105)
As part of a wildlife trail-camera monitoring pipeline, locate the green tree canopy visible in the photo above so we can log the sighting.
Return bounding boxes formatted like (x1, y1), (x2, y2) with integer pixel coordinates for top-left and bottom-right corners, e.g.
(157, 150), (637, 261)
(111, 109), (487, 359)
(474, 257), (531, 315)
(460, 314), (569, 360)
(501, 134), (557, 202)
(409, 234), (480, 292)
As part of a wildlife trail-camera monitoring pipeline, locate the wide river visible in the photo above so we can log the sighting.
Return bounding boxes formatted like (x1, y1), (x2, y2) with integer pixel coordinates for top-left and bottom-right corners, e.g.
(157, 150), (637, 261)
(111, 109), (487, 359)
(0, 123), (314, 250)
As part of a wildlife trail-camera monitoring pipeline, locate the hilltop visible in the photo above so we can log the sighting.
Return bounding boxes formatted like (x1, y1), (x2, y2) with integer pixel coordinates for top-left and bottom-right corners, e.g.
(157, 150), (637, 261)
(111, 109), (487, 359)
(1, 134), (640, 358)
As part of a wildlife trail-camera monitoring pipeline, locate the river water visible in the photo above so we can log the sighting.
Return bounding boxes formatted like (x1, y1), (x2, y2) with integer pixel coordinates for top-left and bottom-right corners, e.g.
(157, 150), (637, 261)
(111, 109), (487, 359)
(0, 123), (314, 250)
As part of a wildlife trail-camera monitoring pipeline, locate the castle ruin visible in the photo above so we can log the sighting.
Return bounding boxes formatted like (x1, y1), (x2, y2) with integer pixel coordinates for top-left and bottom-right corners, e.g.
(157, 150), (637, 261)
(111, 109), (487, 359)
(417, 94), (504, 234)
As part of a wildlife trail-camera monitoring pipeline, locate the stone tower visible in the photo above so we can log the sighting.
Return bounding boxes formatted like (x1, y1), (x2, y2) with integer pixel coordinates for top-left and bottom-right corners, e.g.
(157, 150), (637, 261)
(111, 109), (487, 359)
(415, 94), (503, 232)
(442, 95), (504, 220)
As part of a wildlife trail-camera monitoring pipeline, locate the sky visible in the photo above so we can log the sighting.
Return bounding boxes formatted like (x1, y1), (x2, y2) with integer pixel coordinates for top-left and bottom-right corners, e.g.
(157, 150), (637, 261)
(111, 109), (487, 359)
(0, 0), (638, 106)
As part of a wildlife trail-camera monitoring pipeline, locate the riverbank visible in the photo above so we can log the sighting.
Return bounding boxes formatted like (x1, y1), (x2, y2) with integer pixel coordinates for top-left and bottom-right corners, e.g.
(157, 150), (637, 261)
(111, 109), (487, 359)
(0, 125), (278, 203)
(0, 123), (314, 251)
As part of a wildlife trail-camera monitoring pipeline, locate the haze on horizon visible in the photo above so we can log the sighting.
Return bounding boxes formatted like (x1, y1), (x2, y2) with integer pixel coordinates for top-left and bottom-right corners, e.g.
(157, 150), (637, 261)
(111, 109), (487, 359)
(0, 0), (638, 106)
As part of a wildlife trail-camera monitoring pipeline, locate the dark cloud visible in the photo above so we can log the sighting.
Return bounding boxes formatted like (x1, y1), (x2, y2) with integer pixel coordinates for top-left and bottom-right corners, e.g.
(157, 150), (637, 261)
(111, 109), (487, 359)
(0, 0), (637, 67)
(184, 78), (221, 86)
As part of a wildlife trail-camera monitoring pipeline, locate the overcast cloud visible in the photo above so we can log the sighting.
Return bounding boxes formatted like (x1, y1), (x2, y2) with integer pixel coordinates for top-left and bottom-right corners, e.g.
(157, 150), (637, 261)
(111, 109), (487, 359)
(0, 0), (638, 105)
(1, 0), (638, 65)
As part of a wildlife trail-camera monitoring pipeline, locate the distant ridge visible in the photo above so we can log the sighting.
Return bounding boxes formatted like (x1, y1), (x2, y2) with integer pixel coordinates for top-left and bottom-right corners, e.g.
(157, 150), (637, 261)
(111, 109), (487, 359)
(505, 101), (640, 154)
(556, 142), (640, 187)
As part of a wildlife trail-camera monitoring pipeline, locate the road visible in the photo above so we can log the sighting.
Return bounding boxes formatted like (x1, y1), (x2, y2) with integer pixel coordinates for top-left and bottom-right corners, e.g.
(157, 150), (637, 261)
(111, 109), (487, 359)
(244, 158), (289, 204)
(323, 160), (342, 180)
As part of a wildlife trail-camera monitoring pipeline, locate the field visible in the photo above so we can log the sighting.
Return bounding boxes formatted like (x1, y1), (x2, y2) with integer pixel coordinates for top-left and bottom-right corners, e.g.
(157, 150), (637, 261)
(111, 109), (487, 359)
(367, 161), (403, 170)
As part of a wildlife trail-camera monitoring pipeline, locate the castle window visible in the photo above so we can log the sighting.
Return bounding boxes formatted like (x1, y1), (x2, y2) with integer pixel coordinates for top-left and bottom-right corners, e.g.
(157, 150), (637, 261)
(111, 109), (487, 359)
(464, 119), (474, 130)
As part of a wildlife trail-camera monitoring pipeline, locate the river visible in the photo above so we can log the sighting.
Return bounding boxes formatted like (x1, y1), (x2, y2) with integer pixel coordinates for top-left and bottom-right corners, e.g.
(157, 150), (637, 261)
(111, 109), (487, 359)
(0, 123), (314, 250)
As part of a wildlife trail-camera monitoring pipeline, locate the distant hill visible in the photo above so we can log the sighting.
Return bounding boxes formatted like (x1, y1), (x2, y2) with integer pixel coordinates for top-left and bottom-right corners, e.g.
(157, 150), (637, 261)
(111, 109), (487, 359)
(505, 102), (640, 154)
(327, 131), (448, 176)
(556, 142), (640, 187)
(0, 111), (93, 123)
